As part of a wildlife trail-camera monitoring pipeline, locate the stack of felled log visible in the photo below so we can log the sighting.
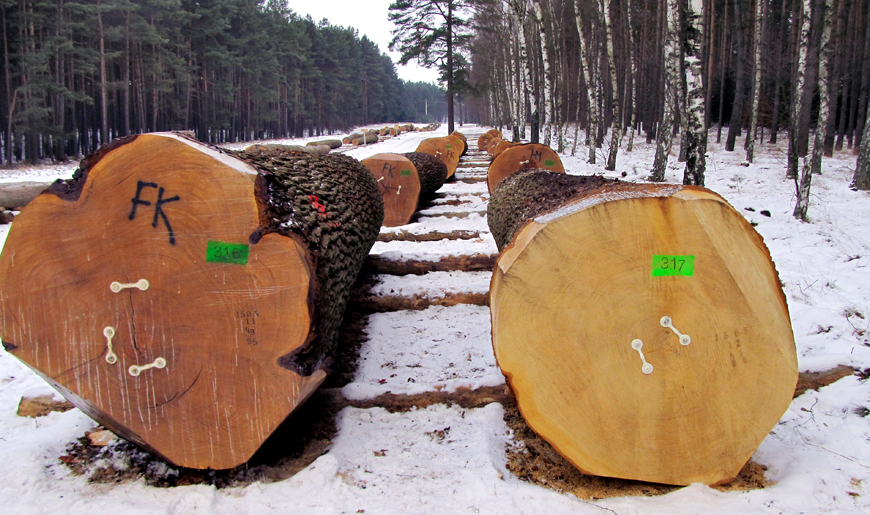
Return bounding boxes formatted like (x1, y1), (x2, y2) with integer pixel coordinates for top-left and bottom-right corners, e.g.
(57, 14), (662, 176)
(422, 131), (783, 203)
(0, 133), (384, 470)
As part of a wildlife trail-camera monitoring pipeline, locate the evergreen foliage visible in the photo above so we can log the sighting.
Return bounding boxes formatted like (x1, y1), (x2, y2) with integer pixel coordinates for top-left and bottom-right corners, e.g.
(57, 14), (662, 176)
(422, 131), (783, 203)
(0, 0), (443, 164)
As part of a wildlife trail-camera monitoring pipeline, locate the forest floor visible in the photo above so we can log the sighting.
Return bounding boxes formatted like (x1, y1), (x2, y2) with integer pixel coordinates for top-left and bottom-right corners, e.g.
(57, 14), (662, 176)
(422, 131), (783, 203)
(0, 124), (868, 514)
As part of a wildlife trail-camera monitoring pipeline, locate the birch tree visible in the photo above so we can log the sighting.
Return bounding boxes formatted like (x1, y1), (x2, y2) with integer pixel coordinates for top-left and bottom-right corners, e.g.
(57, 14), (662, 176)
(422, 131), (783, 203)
(746, 0), (764, 163)
(650, 0), (680, 182)
(793, 0), (832, 221)
(574, 0), (598, 163)
(683, 0), (707, 185)
(787, 0), (811, 180)
(854, 101), (870, 190)
(601, 0), (621, 171)
(531, 0), (553, 147)
(508, 0), (538, 143)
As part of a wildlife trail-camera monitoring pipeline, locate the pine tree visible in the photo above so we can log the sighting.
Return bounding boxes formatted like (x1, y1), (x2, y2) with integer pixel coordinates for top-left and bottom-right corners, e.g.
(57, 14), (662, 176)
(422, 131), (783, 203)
(389, 0), (473, 134)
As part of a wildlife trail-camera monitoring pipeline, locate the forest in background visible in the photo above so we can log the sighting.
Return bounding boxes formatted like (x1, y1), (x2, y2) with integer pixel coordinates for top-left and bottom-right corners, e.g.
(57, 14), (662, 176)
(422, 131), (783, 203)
(467, 0), (869, 169)
(0, 0), (448, 164)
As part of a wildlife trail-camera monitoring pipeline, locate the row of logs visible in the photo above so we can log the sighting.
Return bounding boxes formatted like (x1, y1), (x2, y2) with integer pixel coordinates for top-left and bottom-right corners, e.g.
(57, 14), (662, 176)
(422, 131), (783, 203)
(0, 132), (386, 470)
(0, 127), (799, 489)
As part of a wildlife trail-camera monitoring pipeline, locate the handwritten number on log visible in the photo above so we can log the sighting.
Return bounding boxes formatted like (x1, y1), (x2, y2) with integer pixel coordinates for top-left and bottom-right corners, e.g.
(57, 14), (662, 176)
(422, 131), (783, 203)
(129, 180), (181, 244)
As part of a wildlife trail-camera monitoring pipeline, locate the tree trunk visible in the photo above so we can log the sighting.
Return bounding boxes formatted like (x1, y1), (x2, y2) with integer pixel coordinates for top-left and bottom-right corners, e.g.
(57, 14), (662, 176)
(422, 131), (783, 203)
(854, 101), (870, 189)
(447, 0), (455, 135)
(487, 142), (565, 193)
(684, 0), (707, 185)
(487, 169), (797, 487)
(746, 0), (765, 162)
(574, 0), (598, 163)
(650, 0), (680, 181)
(532, 0), (553, 147)
(0, 134), (383, 470)
(602, 0), (622, 171)
(97, 0), (108, 145)
(788, 0), (812, 180)
(726, 0), (747, 152)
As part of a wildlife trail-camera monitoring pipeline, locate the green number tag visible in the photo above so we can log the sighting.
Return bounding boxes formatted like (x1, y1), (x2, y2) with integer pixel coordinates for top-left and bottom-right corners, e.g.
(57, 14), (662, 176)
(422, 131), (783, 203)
(446, 144), (452, 149)
(207, 241), (249, 265)
(652, 255), (694, 276)
(401, 169), (412, 177)
(544, 159), (556, 166)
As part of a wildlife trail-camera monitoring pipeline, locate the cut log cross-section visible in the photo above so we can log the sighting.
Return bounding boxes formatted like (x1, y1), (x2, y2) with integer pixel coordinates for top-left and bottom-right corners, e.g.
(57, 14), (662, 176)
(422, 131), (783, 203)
(477, 129), (503, 151)
(0, 134), (383, 470)
(416, 137), (461, 179)
(487, 143), (565, 192)
(362, 154), (422, 227)
(487, 170), (798, 486)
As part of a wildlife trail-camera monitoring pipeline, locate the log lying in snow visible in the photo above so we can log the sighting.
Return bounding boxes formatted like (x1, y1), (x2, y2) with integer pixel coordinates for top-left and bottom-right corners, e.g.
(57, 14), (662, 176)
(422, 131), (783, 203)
(0, 133), (383, 470)
(487, 137), (516, 158)
(487, 170), (798, 486)
(449, 131), (468, 157)
(477, 129), (503, 151)
(361, 152), (447, 227)
(415, 137), (461, 179)
(0, 181), (55, 210)
(487, 143), (565, 192)
(307, 139), (342, 149)
(247, 143), (329, 154)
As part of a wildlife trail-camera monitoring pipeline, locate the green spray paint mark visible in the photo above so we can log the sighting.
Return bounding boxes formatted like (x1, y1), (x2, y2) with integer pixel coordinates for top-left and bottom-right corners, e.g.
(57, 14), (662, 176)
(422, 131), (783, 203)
(207, 241), (249, 265)
(401, 169), (412, 177)
(544, 159), (556, 167)
(651, 255), (695, 276)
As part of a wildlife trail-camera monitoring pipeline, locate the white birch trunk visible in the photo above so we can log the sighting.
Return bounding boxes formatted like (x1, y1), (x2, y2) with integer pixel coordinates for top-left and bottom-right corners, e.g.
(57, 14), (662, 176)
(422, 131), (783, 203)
(650, 0), (680, 181)
(626, 0), (638, 152)
(574, 0), (598, 163)
(746, 0), (764, 162)
(602, 0), (621, 171)
(511, 1), (536, 142)
(532, 0), (553, 147)
(794, 0), (832, 220)
(854, 101), (870, 190)
(788, 0), (811, 180)
(684, 0), (707, 185)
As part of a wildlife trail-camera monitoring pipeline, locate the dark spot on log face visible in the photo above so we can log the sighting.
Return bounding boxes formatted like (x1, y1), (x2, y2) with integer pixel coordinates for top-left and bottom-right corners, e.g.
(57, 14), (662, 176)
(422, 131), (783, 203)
(47, 135), (140, 202)
(2, 340), (17, 351)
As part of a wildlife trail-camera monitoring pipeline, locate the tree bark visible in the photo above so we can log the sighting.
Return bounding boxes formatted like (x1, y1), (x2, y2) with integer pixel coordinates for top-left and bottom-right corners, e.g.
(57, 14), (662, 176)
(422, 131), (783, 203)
(574, 0), (598, 163)
(488, 169), (797, 486)
(794, 0), (832, 220)
(0, 134), (383, 470)
(650, 0), (680, 181)
(602, 0), (622, 171)
(852, 98), (870, 189)
(787, 0), (812, 180)
(746, 0), (765, 162)
(684, 0), (707, 185)
(725, 0), (747, 152)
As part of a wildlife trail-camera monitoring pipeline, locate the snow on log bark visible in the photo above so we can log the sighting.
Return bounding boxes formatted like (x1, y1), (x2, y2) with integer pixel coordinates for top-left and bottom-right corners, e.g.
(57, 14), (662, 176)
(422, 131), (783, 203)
(487, 169), (797, 486)
(0, 134), (383, 470)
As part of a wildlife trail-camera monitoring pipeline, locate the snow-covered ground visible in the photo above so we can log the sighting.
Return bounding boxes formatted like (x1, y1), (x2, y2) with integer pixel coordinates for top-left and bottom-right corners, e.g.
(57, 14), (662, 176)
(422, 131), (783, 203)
(0, 124), (868, 514)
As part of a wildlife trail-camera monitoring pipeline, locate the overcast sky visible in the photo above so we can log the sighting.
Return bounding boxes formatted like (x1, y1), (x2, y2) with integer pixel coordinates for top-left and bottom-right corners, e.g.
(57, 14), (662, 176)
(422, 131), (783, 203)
(286, 1), (441, 85)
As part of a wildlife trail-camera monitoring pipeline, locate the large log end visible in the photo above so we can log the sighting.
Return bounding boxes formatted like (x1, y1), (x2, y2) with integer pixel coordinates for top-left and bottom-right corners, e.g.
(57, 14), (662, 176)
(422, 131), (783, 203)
(489, 174), (797, 486)
(0, 133), (324, 470)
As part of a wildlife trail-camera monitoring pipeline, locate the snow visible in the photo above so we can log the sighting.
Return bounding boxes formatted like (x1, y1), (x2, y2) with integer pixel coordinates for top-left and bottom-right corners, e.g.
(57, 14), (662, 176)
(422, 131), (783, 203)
(1, 125), (870, 513)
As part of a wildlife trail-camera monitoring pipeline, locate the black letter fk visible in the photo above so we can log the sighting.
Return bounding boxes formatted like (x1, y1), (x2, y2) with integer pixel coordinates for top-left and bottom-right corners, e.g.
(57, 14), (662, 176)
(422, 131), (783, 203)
(129, 180), (181, 244)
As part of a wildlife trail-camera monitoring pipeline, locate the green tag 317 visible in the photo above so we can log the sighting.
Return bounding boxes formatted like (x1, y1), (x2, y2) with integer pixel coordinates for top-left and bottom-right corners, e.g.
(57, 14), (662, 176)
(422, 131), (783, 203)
(652, 255), (694, 276)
